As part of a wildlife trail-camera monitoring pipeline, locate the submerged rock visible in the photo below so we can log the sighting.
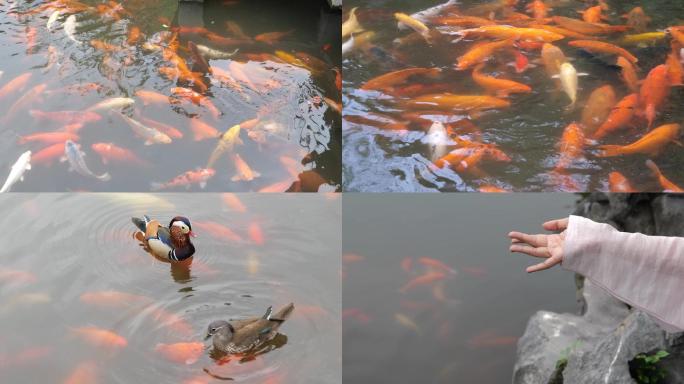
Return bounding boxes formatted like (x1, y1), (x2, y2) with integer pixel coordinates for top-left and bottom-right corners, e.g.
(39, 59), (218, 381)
(513, 193), (684, 384)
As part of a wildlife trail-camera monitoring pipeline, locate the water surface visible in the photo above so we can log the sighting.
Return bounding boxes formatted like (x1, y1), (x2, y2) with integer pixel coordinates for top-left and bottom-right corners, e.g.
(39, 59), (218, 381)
(343, 193), (577, 382)
(0, 193), (341, 383)
(0, 0), (341, 192)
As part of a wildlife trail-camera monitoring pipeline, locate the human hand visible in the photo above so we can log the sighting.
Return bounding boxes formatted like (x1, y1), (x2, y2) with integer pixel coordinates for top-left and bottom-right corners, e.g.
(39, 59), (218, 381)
(508, 218), (568, 273)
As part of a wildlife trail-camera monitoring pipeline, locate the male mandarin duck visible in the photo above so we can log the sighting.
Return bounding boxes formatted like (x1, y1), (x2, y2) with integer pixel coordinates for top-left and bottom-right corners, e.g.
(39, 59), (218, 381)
(205, 303), (295, 354)
(132, 215), (196, 261)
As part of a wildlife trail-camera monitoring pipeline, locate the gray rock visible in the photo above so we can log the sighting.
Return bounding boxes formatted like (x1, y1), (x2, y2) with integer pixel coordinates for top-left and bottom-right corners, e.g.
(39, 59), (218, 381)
(652, 195), (684, 236)
(563, 311), (667, 384)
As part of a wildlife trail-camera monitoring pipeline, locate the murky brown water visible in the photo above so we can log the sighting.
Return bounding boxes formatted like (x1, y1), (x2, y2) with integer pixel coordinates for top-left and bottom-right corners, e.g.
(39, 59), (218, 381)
(0, 193), (341, 383)
(0, 0), (341, 192)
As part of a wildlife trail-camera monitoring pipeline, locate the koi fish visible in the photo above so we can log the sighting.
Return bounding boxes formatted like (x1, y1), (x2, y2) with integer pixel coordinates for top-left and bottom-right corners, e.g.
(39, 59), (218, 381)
(526, 0), (549, 20)
(63, 361), (99, 384)
(71, 327), (127, 348)
(541, 43), (567, 78)
(155, 342), (203, 365)
(342, 7), (363, 39)
(255, 30), (294, 45)
(417, 257), (457, 274)
(593, 93), (638, 140)
(400, 271), (447, 293)
(231, 154), (260, 182)
(640, 65), (670, 129)
(33, 142), (66, 166)
(598, 124), (680, 157)
(46, 11), (61, 31)
(63, 140), (111, 181)
(248, 222), (264, 245)
(552, 62), (587, 109)
(362, 67), (441, 91)
(206, 123), (245, 168)
(456, 39), (514, 70)
(395, 313), (421, 334)
(64, 15), (80, 44)
(19, 132), (78, 145)
(580, 85), (616, 133)
(581, 6), (606, 23)
(472, 63), (531, 97)
(30, 110), (102, 125)
(193, 221), (241, 242)
(458, 26), (564, 42)
(608, 172), (636, 193)
(623, 7), (651, 33)
(395, 12), (430, 41)
(2, 83), (47, 124)
(0, 72), (32, 101)
(151, 168), (215, 191)
(91, 143), (148, 167)
(222, 193), (247, 212)
(135, 90), (171, 106)
(0, 151), (31, 193)
(645, 160), (684, 192)
(138, 117), (184, 139)
(620, 32), (666, 46)
(568, 40), (638, 64)
(403, 94), (511, 112)
(189, 119), (220, 141)
(116, 112), (172, 145)
(552, 16), (628, 35)
(195, 44), (239, 60)
(616, 56), (639, 93)
(554, 123), (585, 171)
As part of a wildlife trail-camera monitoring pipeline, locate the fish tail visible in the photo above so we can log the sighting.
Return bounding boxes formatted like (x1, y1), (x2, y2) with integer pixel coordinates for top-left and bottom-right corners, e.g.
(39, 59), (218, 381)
(645, 159), (662, 177)
(597, 145), (624, 157)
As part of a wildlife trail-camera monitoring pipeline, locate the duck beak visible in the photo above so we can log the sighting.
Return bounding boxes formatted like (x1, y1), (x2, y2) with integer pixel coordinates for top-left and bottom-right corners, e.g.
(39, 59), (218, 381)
(189, 231), (197, 238)
(204, 333), (212, 341)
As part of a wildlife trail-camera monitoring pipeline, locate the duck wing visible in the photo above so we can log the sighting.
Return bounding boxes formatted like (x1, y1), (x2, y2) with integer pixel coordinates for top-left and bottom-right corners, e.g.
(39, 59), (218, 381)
(131, 215), (149, 232)
(231, 304), (295, 348)
(228, 317), (261, 331)
(157, 226), (172, 247)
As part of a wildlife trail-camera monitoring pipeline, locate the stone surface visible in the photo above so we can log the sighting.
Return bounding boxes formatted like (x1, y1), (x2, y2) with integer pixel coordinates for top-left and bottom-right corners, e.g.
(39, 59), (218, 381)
(513, 194), (684, 384)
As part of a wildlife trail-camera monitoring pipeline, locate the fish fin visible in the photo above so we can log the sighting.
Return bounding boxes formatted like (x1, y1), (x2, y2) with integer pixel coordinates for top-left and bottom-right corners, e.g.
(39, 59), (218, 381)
(199, 181), (207, 189)
(98, 173), (111, 182)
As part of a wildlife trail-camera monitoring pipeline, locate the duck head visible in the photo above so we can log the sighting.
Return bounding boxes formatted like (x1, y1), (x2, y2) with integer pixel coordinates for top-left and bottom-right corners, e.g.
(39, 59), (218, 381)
(205, 320), (233, 341)
(169, 216), (196, 248)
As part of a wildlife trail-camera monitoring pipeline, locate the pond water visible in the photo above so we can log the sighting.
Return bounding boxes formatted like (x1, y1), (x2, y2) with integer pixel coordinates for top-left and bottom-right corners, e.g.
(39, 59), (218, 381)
(0, 193), (341, 383)
(343, 193), (578, 383)
(342, 0), (684, 192)
(0, 0), (341, 192)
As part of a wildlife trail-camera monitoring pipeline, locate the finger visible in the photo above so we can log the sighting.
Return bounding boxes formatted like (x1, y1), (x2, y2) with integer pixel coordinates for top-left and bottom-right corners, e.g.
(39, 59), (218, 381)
(510, 244), (550, 258)
(543, 218), (569, 232)
(526, 257), (561, 273)
(508, 231), (547, 247)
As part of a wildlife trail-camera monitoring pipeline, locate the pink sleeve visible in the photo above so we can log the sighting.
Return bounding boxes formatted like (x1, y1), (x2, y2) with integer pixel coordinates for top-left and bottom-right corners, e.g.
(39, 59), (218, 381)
(563, 215), (684, 332)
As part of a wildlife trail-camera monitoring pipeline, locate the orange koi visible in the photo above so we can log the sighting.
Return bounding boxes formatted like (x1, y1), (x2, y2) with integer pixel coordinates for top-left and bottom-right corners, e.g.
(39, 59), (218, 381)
(63, 361), (99, 384)
(401, 257), (413, 273)
(232, 154), (260, 182)
(580, 85), (616, 133)
(0, 72), (32, 100)
(623, 7), (651, 33)
(138, 117), (184, 139)
(18, 132), (78, 145)
(189, 119), (220, 141)
(472, 63), (531, 97)
(456, 39), (515, 70)
(343, 253), (365, 263)
(666, 42), (683, 86)
(399, 271), (447, 293)
(403, 94), (511, 112)
(616, 56), (639, 93)
(29, 110), (101, 125)
(526, 0), (549, 20)
(640, 65), (670, 129)
(255, 30), (294, 45)
(552, 16), (628, 35)
(458, 26), (564, 42)
(568, 40), (638, 64)
(33, 142), (66, 166)
(580, 6), (605, 23)
(593, 93), (638, 140)
(91, 143), (149, 166)
(0, 268), (37, 284)
(127, 26), (142, 45)
(248, 222), (265, 245)
(150, 168), (216, 191)
(72, 327), (127, 349)
(554, 123), (585, 171)
(221, 193), (247, 212)
(135, 90), (172, 106)
(645, 160), (684, 192)
(155, 342), (203, 365)
(192, 221), (241, 242)
(598, 124), (680, 157)
(361, 67), (441, 90)
(417, 257), (456, 274)
(608, 172), (636, 192)
(541, 43), (567, 78)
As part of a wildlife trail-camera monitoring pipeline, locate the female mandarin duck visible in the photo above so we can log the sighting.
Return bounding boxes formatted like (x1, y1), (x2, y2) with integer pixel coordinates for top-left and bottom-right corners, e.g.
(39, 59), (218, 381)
(205, 303), (295, 354)
(132, 215), (196, 261)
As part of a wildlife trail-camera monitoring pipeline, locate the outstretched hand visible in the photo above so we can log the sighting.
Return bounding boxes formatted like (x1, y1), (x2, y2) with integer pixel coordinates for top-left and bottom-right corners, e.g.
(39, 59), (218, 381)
(508, 218), (568, 273)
